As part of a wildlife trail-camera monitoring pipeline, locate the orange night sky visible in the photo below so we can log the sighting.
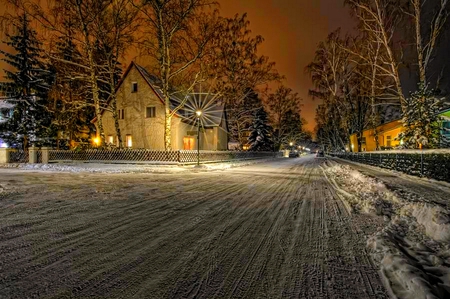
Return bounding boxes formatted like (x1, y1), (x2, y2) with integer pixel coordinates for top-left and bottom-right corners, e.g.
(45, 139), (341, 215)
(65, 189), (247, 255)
(0, 0), (355, 133)
(216, 0), (355, 132)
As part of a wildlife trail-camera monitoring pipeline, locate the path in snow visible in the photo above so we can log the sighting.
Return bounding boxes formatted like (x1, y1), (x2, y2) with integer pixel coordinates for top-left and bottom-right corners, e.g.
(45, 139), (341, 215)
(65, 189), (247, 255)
(0, 156), (388, 298)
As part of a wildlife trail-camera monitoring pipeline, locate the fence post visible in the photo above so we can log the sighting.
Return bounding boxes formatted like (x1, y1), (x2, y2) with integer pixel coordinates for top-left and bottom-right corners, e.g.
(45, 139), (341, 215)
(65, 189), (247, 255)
(41, 147), (51, 164)
(420, 151), (424, 176)
(29, 146), (38, 163)
(177, 150), (181, 164)
(0, 148), (11, 163)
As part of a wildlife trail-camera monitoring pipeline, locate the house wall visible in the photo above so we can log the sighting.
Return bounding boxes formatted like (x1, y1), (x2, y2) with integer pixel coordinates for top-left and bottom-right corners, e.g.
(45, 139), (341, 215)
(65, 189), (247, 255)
(102, 66), (178, 149)
(350, 120), (404, 152)
(217, 117), (228, 150)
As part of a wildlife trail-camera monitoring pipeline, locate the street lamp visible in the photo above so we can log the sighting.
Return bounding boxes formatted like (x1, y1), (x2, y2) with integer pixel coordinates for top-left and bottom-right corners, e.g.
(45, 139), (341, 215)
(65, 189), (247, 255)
(196, 110), (202, 166)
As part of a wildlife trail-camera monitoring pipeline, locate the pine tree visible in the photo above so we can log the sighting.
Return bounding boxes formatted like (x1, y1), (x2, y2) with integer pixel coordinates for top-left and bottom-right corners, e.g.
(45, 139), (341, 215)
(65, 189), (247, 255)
(399, 83), (444, 148)
(0, 14), (54, 149)
(248, 107), (273, 151)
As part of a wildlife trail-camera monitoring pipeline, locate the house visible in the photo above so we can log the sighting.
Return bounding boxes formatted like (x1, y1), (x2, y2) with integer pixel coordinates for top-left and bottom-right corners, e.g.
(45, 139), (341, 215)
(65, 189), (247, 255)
(349, 108), (450, 152)
(97, 62), (228, 150)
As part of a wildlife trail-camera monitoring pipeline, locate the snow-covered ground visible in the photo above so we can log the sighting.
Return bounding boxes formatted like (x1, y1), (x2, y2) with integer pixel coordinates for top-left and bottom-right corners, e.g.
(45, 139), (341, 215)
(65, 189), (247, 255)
(322, 160), (450, 299)
(0, 158), (279, 173)
(2, 155), (448, 298)
(0, 156), (389, 299)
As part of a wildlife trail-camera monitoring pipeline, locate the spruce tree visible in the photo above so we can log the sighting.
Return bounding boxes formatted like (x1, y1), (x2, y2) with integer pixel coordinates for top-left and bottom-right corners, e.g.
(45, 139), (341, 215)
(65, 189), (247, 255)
(0, 13), (54, 149)
(248, 107), (273, 151)
(400, 83), (444, 148)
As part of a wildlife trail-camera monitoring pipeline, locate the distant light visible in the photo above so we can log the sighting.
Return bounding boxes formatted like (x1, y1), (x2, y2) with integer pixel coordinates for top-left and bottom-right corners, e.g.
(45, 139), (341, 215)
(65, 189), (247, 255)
(351, 144), (354, 149)
(400, 139), (404, 145)
(196, 110), (202, 117)
(289, 142), (293, 146)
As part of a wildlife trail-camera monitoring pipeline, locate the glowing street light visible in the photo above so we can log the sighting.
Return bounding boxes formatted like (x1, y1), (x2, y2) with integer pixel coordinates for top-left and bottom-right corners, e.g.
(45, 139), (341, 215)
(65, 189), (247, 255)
(196, 110), (202, 166)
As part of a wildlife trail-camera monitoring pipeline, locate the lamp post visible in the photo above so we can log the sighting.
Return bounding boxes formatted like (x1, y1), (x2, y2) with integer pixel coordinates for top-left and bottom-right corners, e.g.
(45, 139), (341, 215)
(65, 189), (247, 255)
(289, 142), (293, 152)
(196, 110), (202, 166)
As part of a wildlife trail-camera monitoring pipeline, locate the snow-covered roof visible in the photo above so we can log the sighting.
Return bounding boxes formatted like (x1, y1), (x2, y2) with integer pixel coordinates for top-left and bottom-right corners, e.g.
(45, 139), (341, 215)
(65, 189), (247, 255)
(0, 97), (14, 109)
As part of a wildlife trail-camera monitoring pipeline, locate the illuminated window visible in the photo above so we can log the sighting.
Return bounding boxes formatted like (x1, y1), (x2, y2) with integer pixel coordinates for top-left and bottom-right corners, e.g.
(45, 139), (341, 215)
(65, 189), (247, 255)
(131, 82), (138, 93)
(126, 135), (132, 148)
(107, 135), (114, 144)
(386, 136), (392, 147)
(146, 106), (156, 118)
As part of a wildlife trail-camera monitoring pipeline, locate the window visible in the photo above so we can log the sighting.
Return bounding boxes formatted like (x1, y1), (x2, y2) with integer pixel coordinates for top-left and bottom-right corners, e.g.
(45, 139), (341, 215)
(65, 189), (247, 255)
(126, 135), (132, 148)
(386, 136), (392, 147)
(131, 82), (138, 93)
(118, 109), (125, 119)
(107, 135), (114, 144)
(146, 106), (156, 118)
(361, 137), (366, 144)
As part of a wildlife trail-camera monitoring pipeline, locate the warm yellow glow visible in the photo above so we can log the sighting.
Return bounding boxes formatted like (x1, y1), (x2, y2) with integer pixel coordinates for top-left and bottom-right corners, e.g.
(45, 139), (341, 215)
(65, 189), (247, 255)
(289, 142), (293, 146)
(196, 110), (202, 117)
(351, 144), (354, 149)
(93, 137), (100, 146)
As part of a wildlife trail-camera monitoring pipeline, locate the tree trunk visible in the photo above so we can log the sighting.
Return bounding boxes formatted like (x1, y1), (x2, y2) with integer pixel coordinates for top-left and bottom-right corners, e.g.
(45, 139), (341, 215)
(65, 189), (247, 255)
(88, 58), (105, 145)
(109, 71), (122, 148)
(164, 106), (172, 150)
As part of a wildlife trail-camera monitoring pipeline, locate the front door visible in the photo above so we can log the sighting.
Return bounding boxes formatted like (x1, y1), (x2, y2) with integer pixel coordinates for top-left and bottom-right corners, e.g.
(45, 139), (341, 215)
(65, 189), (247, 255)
(183, 137), (195, 150)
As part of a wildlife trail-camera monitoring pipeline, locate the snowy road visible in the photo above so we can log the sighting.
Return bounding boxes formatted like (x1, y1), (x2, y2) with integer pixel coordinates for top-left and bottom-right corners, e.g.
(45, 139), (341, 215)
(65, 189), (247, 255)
(0, 156), (391, 298)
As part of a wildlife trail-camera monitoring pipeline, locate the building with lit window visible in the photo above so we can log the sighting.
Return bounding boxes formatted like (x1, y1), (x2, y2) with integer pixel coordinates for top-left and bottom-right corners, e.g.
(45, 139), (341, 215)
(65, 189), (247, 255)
(94, 62), (228, 150)
(349, 108), (450, 152)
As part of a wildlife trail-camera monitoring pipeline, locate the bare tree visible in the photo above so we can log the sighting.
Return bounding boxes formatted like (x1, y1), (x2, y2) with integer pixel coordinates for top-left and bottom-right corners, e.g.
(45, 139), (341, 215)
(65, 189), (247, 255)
(346, 0), (407, 111)
(405, 0), (449, 85)
(8, 0), (118, 145)
(94, 0), (139, 147)
(137, 0), (219, 150)
(207, 13), (281, 145)
(265, 85), (303, 150)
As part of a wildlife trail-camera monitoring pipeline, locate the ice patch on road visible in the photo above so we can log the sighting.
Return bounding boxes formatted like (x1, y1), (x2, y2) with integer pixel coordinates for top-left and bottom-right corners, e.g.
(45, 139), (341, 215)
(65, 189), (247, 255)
(323, 161), (450, 299)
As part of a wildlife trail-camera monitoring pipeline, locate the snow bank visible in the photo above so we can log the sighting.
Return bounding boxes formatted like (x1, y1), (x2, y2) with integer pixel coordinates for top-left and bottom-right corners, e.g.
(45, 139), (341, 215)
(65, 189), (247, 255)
(3, 159), (272, 174)
(16, 163), (187, 174)
(404, 204), (450, 243)
(323, 161), (450, 299)
(323, 163), (399, 216)
(368, 220), (450, 299)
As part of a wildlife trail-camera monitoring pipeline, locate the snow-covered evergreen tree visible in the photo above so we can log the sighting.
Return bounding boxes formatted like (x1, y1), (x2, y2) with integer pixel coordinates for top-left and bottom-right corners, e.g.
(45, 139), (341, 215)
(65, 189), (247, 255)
(0, 13), (54, 149)
(399, 83), (444, 148)
(248, 107), (273, 151)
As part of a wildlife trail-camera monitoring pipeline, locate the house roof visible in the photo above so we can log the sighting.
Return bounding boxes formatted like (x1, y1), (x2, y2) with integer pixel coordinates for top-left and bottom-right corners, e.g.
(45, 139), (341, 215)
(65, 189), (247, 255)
(0, 97), (14, 109)
(94, 62), (225, 127)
